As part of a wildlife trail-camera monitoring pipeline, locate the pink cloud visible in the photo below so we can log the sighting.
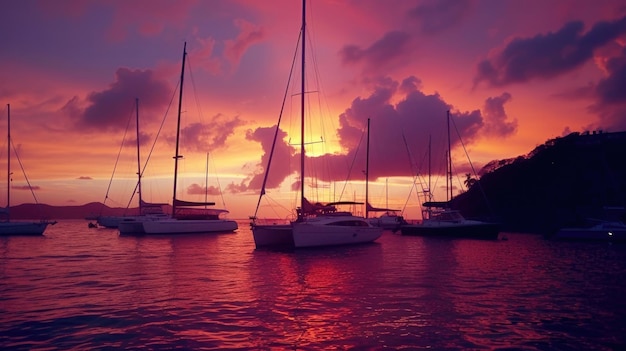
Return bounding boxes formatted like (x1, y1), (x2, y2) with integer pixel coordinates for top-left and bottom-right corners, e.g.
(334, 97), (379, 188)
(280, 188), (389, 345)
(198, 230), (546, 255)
(12, 185), (41, 191)
(224, 19), (266, 69)
(186, 183), (222, 196)
(172, 114), (244, 152)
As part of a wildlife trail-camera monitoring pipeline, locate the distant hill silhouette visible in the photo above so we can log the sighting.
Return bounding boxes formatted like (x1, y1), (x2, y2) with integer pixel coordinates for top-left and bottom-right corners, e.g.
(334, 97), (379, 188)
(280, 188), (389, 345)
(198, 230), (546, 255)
(8, 202), (172, 220)
(451, 130), (626, 234)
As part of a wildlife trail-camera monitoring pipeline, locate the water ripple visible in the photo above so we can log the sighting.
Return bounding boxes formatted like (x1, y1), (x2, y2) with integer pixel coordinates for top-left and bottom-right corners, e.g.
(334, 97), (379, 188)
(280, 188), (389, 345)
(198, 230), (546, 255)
(1, 221), (625, 350)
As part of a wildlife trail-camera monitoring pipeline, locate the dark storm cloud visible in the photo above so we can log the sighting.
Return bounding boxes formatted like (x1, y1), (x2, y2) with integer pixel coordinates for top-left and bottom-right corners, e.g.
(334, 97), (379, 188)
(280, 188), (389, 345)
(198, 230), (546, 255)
(339, 30), (412, 71)
(243, 125), (296, 192)
(408, 0), (473, 34)
(242, 76), (510, 193)
(589, 47), (626, 130)
(67, 68), (171, 131)
(595, 48), (626, 105)
(474, 16), (626, 87)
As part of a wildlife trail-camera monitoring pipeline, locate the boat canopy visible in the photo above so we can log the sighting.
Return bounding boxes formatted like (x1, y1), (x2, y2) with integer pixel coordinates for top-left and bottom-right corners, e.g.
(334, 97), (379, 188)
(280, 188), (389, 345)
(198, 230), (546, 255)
(173, 198), (216, 207)
(366, 202), (399, 212)
(423, 201), (450, 208)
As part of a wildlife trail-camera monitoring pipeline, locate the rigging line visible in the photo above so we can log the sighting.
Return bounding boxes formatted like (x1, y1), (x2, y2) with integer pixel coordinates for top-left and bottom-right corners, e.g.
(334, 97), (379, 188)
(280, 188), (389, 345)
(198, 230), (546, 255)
(337, 126), (365, 203)
(208, 155), (228, 208)
(137, 80), (180, 190)
(186, 54), (206, 125)
(101, 101), (135, 213)
(449, 113), (495, 216)
(10, 139), (39, 205)
(252, 28), (303, 219)
(124, 80), (180, 212)
(186, 55), (229, 207)
(401, 132), (425, 216)
(305, 0), (336, 144)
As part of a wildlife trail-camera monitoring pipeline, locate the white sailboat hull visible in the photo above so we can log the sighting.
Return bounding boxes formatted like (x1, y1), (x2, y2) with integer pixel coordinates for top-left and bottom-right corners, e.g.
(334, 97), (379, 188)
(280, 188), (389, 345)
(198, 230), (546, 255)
(99, 214), (169, 229)
(253, 216), (383, 248)
(119, 217), (237, 235)
(0, 221), (49, 236)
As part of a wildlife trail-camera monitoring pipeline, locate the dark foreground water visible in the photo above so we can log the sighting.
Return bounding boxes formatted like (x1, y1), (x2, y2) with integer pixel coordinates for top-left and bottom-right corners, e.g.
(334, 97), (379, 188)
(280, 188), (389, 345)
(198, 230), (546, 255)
(1, 220), (625, 350)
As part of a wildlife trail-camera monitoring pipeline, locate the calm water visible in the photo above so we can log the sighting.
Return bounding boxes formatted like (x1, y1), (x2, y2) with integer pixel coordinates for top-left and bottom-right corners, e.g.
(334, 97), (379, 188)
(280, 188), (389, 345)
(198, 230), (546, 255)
(1, 220), (625, 350)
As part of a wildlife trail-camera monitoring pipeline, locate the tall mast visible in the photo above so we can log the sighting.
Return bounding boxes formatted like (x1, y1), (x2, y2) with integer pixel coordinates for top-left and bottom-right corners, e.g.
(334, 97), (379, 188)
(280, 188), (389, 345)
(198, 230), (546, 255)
(172, 42), (187, 214)
(135, 98), (142, 214)
(365, 118), (370, 218)
(426, 133), (432, 220)
(205, 152), (209, 206)
(446, 110), (453, 202)
(6, 104), (10, 215)
(299, 0), (306, 220)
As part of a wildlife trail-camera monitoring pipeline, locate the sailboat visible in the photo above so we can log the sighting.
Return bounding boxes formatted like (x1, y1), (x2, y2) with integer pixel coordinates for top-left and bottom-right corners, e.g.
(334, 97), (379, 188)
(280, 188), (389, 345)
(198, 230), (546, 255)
(400, 110), (500, 239)
(0, 104), (55, 236)
(366, 203), (405, 231)
(118, 43), (237, 235)
(96, 98), (167, 228)
(250, 0), (383, 248)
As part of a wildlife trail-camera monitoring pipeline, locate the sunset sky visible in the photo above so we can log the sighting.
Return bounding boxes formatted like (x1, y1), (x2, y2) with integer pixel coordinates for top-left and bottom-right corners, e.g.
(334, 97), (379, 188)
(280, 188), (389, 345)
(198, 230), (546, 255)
(1, 0), (626, 220)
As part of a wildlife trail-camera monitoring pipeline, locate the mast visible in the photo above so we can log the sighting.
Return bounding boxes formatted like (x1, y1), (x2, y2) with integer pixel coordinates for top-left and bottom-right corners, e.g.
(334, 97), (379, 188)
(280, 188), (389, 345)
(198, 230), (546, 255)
(299, 0), (306, 220)
(172, 42), (187, 215)
(365, 118), (370, 218)
(135, 98), (142, 214)
(6, 104), (10, 216)
(422, 134), (428, 219)
(205, 152), (209, 206)
(446, 110), (453, 202)
(427, 134), (432, 219)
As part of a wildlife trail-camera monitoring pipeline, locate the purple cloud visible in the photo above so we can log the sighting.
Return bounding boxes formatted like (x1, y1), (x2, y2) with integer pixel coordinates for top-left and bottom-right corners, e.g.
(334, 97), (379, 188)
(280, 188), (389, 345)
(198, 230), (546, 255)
(68, 68), (171, 131)
(243, 126), (296, 192)
(177, 114), (244, 152)
(474, 16), (626, 87)
(339, 31), (412, 72)
(224, 19), (265, 69)
(242, 76), (497, 194)
(482, 92), (517, 137)
(408, 0), (473, 34)
(589, 47), (626, 130)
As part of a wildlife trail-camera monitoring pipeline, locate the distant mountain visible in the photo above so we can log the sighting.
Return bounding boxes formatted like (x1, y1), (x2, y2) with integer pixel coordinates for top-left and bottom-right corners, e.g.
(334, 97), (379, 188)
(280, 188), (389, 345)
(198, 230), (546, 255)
(451, 130), (626, 234)
(8, 202), (148, 220)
